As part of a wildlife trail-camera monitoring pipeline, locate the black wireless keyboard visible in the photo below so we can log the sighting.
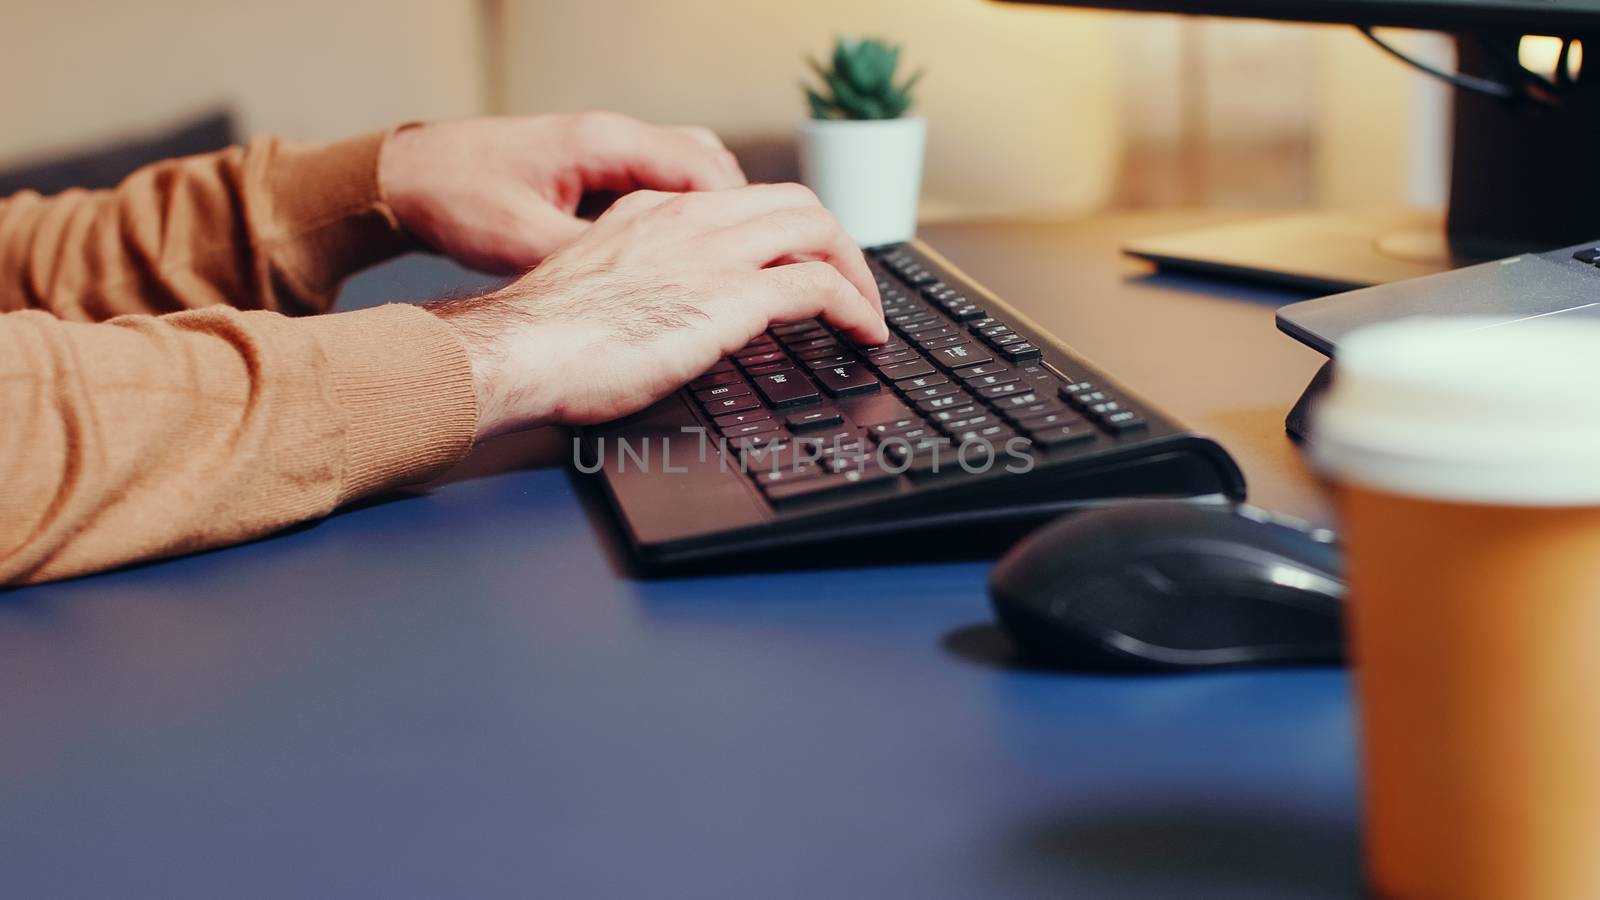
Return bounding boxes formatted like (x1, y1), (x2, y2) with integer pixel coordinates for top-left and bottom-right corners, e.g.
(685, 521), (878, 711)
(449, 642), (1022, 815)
(579, 240), (1246, 569)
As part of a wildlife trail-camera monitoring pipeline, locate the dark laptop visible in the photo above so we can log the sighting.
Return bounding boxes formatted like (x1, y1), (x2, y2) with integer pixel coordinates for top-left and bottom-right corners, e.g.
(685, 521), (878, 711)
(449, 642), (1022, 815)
(1277, 240), (1600, 357)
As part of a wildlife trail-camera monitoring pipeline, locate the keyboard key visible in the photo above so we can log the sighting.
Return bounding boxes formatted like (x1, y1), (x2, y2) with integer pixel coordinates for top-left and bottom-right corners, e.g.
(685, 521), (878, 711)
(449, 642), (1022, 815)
(754, 465), (823, 487)
(954, 362), (1010, 380)
(882, 443), (964, 479)
(916, 392), (974, 412)
(1102, 410), (1148, 434)
(966, 371), (1019, 390)
(786, 407), (845, 432)
(1003, 399), (1070, 420)
(803, 428), (866, 451)
(815, 448), (879, 474)
(873, 424), (937, 444)
(918, 335), (969, 351)
(979, 381), (1035, 400)
(869, 417), (923, 436)
(689, 370), (743, 391)
(879, 359), (936, 380)
(751, 370), (821, 408)
(704, 359), (736, 375)
(1026, 423), (1098, 449)
(803, 354), (857, 370)
(893, 373), (949, 392)
(861, 339), (909, 355)
(867, 349), (919, 367)
(950, 423), (1017, 444)
(790, 336), (841, 354)
(1574, 248), (1600, 265)
(930, 344), (992, 368)
(737, 350), (787, 367)
(901, 318), (951, 335)
(1062, 387), (1109, 408)
(739, 337), (779, 353)
(693, 383), (752, 404)
(795, 344), (850, 361)
(948, 305), (987, 321)
(904, 382), (962, 402)
(814, 363), (881, 397)
(748, 433), (866, 474)
(990, 333), (1026, 347)
(729, 430), (786, 451)
(999, 343), (1042, 361)
(762, 464), (896, 505)
(910, 327), (961, 346)
(713, 410), (772, 429)
(1015, 411), (1082, 431)
(720, 421), (781, 440)
(746, 361), (792, 376)
(992, 392), (1043, 410)
(927, 404), (981, 423)
(939, 414), (994, 432)
(1060, 381), (1096, 397)
(704, 394), (761, 415)
(1088, 400), (1124, 417)
(889, 311), (937, 328)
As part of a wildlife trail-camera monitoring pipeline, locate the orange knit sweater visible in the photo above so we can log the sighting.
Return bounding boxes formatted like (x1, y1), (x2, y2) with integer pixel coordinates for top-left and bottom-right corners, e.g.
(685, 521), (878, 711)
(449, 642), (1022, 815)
(0, 132), (479, 586)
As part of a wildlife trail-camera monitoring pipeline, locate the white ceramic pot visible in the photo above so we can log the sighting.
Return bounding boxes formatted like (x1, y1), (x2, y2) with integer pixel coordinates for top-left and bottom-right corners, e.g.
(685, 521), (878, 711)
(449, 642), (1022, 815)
(798, 116), (926, 248)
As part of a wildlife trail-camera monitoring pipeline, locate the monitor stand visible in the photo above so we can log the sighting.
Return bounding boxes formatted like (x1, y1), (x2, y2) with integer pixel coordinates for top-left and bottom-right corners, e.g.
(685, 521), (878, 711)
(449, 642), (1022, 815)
(1123, 32), (1600, 296)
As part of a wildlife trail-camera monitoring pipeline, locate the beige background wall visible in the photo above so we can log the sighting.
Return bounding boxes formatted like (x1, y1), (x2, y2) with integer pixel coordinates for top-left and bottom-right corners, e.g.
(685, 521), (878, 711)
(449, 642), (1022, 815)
(0, 0), (485, 162)
(495, 0), (1122, 218)
(1, 0), (1450, 217)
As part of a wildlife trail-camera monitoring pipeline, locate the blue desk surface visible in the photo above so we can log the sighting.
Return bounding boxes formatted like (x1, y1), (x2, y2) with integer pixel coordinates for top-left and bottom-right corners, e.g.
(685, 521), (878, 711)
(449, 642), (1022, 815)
(0, 218), (1359, 898)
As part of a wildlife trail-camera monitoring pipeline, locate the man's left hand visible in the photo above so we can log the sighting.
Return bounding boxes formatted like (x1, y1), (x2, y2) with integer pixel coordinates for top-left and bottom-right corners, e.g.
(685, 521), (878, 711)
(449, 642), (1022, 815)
(378, 112), (747, 273)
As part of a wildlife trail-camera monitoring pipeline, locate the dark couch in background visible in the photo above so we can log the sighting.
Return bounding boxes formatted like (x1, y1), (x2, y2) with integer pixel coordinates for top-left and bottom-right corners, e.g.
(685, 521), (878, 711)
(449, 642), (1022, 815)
(0, 110), (236, 197)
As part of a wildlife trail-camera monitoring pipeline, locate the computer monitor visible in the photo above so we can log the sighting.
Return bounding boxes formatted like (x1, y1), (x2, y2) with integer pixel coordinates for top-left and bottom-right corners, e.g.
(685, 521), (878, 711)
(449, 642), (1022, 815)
(1004, 1), (1600, 292)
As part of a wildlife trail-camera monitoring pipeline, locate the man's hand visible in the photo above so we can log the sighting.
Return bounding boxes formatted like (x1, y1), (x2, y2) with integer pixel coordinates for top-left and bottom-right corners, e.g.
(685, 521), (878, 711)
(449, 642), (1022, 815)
(427, 183), (888, 441)
(379, 112), (747, 273)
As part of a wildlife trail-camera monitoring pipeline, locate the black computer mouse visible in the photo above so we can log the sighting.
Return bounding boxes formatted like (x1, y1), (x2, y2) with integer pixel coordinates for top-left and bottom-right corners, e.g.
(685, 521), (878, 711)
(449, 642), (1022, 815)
(989, 502), (1346, 671)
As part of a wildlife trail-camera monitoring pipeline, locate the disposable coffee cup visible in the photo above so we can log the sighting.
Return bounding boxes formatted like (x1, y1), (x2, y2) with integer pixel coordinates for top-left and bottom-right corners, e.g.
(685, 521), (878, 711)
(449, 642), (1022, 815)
(1314, 316), (1600, 900)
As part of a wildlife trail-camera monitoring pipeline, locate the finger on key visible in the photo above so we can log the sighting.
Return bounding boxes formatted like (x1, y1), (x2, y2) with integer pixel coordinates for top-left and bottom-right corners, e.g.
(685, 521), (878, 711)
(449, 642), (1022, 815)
(753, 261), (889, 347)
(703, 204), (882, 316)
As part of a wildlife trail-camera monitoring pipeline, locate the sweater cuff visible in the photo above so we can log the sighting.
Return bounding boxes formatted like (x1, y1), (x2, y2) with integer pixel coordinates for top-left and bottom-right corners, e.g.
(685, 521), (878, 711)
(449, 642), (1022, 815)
(303, 303), (479, 502)
(264, 129), (421, 300)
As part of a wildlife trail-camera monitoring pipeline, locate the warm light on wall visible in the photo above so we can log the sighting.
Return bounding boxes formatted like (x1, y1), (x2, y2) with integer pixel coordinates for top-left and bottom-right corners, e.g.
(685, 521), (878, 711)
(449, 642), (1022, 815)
(1519, 35), (1584, 81)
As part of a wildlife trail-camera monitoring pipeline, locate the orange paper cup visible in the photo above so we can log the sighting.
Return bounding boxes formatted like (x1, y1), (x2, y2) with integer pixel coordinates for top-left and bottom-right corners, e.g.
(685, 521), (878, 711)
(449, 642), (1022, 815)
(1314, 317), (1600, 900)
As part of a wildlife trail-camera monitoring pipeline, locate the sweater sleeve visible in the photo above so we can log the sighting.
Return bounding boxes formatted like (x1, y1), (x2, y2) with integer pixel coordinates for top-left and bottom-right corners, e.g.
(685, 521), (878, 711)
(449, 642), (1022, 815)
(0, 303), (478, 586)
(0, 131), (416, 321)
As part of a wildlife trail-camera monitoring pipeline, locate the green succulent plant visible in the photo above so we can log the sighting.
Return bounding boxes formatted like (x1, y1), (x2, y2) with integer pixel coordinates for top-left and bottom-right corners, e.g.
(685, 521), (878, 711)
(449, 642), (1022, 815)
(803, 37), (923, 120)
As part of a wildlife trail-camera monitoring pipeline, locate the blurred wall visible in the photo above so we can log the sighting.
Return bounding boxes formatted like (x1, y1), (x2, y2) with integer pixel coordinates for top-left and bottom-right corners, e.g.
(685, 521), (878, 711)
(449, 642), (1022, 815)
(0, 0), (1450, 218)
(493, 0), (1122, 219)
(0, 0), (485, 164)
(1314, 28), (1452, 209)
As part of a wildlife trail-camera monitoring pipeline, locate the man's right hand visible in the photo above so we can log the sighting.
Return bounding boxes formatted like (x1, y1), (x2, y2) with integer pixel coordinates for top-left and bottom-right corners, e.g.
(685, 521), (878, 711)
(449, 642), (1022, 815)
(426, 183), (889, 441)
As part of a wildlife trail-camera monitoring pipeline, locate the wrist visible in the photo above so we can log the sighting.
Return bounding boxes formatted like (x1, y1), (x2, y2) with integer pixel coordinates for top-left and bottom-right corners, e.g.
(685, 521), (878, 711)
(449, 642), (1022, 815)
(424, 292), (565, 441)
(377, 123), (431, 246)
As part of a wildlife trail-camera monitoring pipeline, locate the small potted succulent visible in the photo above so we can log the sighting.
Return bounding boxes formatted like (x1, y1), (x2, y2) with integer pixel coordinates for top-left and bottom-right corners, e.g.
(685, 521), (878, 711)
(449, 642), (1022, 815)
(799, 37), (925, 247)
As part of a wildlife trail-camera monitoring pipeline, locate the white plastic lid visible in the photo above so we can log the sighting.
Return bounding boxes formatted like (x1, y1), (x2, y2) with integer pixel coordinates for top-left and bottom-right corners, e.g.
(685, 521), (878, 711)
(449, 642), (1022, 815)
(1312, 316), (1600, 506)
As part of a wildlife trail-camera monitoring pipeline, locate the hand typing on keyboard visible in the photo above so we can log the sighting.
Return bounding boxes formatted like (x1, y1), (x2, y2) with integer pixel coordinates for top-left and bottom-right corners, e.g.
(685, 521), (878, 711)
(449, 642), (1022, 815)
(427, 183), (888, 439)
